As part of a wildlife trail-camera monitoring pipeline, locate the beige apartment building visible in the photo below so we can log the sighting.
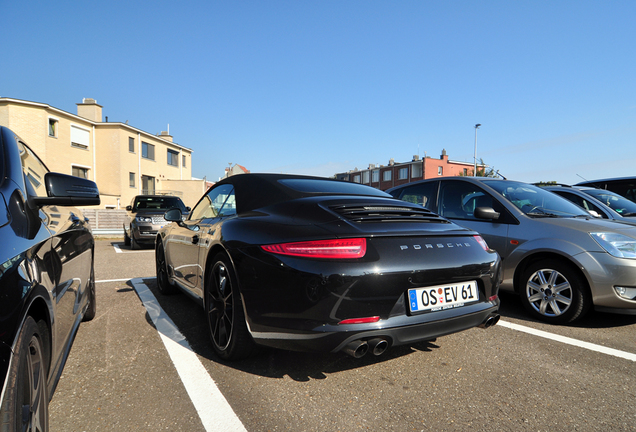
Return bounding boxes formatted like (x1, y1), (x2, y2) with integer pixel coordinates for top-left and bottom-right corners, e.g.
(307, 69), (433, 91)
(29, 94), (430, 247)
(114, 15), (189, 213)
(0, 97), (207, 209)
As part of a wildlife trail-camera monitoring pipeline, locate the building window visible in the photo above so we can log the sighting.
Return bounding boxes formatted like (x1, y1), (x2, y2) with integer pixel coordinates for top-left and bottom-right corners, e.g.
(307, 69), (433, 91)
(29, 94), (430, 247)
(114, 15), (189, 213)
(372, 169), (379, 183)
(362, 171), (370, 184)
(412, 163), (422, 178)
(463, 168), (468, 176)
(438, 166), (443, 176)
(142, 142), (155, 160)
(182, 155), (187, 168)
(142, 175), (155, 195)
(48, 118), (58, 137)
(129, 172), (136, 188)
(353, 174), (361, 183)
(72, 166), (89, 179)
(383, 170), (392, 181)
(71, 125), (90, 149)
(129, 137), (135, 153)
(398, 167), (408, 180)
(167, 149), (179, 166)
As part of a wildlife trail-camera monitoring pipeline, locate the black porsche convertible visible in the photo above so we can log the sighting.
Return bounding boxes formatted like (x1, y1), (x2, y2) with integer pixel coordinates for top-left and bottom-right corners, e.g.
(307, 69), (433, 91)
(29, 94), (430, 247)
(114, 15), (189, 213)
(155, 174), (501, 360)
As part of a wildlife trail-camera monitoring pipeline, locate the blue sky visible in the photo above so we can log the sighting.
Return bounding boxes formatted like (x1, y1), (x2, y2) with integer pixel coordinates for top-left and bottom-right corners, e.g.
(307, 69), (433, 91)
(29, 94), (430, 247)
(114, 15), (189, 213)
(3, 1), (635, 184)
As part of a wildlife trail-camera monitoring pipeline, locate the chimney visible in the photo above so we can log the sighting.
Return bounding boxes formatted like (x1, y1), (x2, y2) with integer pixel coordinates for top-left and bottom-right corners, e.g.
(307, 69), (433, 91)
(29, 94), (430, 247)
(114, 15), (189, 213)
(412, 155), (420, 161)
(440, 149), (448, 160)
(389, 158), (395, 166)
(157, 131), (173, 142)
(77, 98), (103, 122)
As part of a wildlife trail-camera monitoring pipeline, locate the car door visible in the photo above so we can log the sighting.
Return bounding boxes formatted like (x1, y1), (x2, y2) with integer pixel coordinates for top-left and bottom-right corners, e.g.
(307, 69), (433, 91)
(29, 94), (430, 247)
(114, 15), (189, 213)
(166, 184), (235, 298)
(436, 180), (513, 258)
(18, 140), (92, 363)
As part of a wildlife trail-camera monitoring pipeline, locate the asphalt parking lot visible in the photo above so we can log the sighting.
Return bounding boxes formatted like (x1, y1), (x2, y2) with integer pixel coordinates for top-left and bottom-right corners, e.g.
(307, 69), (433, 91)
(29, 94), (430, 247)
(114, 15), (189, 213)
(49, 239), (636, 431)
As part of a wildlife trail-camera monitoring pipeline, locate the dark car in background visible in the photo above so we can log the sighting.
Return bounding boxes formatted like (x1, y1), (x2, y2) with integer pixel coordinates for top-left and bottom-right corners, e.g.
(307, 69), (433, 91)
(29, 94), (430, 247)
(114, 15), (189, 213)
(542, 184), (636, 224)
(0, 126), (100, 431)
(388, 177), (636, 324)
(576, 177), (636, 203)
(155, 174), (501, 360)
(124, 195), (190, 249)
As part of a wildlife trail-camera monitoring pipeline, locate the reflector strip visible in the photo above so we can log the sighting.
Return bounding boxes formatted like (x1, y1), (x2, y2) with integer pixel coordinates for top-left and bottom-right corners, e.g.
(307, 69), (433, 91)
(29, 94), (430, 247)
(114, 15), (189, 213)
(338, 316), (380, 325)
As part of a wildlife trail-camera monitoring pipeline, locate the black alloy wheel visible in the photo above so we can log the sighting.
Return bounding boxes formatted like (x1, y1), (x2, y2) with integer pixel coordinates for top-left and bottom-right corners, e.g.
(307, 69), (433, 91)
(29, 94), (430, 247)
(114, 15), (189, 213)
(520, 259), (590, 324)
(205, 253), (256, 360)
(0, 317), (49, 432)
(155, 244), (177, 295)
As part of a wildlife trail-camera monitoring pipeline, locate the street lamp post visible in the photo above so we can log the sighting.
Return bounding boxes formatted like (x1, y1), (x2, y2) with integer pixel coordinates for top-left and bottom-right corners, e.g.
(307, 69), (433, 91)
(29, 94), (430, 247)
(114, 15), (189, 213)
(473, 124), (481, 177)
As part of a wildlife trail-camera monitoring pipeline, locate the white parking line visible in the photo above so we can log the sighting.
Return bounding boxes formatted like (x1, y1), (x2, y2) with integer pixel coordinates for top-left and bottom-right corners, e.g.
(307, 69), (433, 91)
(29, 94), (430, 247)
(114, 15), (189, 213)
(130, 278), (247, 432)
(498, 320), (636, 362)
(113, 244), (153, 253)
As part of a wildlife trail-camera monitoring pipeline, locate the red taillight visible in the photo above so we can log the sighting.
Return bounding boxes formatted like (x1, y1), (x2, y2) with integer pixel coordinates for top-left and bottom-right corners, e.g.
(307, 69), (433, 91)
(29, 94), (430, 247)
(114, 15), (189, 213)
(338, 316), (380, 325)
(261, 238), (367, 259)
(474, 235), (489, 251)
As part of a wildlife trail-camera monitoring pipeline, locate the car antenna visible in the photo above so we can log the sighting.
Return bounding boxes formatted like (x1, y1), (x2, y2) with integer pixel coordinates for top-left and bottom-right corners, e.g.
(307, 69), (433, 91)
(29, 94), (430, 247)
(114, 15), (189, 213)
(495, 170), (507, 180)
(576, 174), (589, 182)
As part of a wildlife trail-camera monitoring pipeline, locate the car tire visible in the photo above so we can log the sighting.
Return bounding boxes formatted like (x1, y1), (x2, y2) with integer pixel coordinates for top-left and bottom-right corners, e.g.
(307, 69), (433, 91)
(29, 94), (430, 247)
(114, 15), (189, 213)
(0, 316), (49, 432)
(519, 259), (591, 324)
(205, 253), (257, 360)
(124, 226), (131, 246)
(131, 234), (140, 250)
(82, 266), (97, 321)
(156, 243), (177, 295)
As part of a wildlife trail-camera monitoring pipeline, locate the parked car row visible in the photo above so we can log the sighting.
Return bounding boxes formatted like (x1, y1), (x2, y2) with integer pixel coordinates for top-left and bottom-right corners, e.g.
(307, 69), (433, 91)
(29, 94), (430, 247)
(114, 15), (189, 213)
(3, 120), (632, 429)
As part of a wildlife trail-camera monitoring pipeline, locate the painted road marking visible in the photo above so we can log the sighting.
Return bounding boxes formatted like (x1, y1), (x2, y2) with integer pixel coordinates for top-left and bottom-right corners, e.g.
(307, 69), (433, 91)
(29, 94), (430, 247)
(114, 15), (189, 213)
(498, 320), (636, 362)
(113, 243), (153, 253)
(130, 278), (247, 432)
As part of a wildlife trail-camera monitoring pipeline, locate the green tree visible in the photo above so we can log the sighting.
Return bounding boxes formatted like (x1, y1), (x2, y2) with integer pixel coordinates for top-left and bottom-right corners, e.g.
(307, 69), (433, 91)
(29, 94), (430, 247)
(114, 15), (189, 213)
(459, 158), (500, 178)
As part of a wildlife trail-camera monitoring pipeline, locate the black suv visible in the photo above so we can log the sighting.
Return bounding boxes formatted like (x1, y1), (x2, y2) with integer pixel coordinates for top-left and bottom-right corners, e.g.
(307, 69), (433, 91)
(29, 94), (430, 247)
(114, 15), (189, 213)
(124, 195), (190, 249)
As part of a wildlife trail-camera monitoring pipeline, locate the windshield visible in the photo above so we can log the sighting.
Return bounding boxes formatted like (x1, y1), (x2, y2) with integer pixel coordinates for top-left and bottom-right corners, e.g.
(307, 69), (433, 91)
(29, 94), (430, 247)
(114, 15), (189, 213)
(584, 189), (636, 216)
(483, 180), (589, 217)
(134, 196), (186, 211)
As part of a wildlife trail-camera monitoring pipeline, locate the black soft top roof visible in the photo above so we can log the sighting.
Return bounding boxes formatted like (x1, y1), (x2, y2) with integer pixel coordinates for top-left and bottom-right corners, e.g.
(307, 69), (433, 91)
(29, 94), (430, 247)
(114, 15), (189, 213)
(214, 173), (391, 214)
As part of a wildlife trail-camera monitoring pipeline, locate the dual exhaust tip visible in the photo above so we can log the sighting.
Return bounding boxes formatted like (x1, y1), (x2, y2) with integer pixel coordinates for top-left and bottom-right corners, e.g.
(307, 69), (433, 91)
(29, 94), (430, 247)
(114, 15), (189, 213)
(478, 313), (500, 329)
(342, 338), (389, 358)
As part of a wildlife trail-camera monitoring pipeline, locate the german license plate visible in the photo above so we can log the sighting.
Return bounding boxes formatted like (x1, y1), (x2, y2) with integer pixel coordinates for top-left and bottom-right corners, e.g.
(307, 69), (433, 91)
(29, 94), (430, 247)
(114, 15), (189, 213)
(408, 281), (479, 314)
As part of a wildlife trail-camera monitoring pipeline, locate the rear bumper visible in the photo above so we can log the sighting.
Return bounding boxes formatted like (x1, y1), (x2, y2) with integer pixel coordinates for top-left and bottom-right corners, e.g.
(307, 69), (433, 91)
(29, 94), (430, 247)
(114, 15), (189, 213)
(248, 301), (500, 353)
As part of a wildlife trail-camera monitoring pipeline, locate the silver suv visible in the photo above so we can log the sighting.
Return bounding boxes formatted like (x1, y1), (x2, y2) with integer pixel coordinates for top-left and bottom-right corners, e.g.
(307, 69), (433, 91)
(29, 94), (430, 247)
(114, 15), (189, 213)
(388, 177), (636, 323)
(124, 195), (190, 249)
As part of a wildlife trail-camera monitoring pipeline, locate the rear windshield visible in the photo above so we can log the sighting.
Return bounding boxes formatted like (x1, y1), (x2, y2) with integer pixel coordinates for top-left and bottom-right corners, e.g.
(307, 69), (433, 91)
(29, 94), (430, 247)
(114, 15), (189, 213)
(134, 196), (186, 211)
(278, 179), (390, 197)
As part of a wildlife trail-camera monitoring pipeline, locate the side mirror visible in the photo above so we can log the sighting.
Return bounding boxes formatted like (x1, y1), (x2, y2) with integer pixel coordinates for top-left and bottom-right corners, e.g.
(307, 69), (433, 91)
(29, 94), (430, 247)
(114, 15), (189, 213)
(474, 206), (500, 220)
(185, 206), (191, 212)
(32, 172), (100, 206)
(164, 208), (183, 223)
(126, 205), (132, 211)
